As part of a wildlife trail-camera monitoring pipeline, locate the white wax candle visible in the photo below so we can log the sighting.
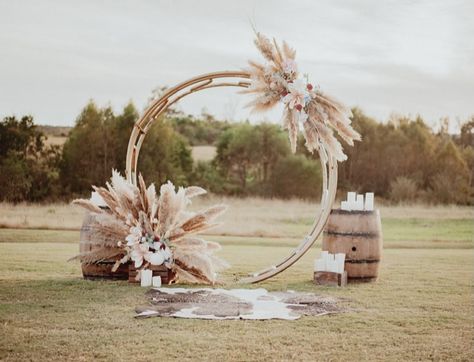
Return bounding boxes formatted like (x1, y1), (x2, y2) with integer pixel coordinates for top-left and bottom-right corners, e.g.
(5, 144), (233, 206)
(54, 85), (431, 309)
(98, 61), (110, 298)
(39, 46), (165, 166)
(152, 276), (162, 287)
(341, 201), (350, 211)
(335, 253), (346, 274)
(356, 194), (364, 211)
(347, 192), (356, 204)
(314, 259), (325, 272)
(365, 192), (374, 211)
(140, 269), (152, 287)
(347, 192), (356, 210)
(320, 251), (329, 271)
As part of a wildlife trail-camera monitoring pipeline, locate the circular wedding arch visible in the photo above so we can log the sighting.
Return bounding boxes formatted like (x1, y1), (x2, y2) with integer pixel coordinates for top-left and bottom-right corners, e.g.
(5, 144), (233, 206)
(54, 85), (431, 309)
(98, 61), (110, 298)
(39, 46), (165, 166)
(125, 71), (338, 283)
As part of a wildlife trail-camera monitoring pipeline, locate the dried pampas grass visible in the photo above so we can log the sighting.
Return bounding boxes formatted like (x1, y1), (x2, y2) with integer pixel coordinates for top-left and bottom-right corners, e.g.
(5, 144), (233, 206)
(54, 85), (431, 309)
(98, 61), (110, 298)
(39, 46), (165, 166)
(71, 170), (229, 285)
(245, 32), (361, 161)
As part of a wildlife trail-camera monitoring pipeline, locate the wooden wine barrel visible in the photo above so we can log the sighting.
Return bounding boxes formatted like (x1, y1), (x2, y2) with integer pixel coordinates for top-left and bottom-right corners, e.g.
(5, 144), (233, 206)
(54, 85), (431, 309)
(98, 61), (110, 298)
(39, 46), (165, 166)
(322, 209), (383, 282)
(80, 212), (129, 280)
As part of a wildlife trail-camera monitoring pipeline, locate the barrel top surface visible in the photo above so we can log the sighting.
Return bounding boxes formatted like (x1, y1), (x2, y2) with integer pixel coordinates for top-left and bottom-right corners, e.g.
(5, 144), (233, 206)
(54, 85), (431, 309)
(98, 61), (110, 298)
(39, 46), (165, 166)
(330, 209), (379, 215)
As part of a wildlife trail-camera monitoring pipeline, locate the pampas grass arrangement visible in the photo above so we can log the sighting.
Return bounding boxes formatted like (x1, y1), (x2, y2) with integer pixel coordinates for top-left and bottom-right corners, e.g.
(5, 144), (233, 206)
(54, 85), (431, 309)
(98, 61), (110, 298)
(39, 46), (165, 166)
(242, 33), (361, 161)
(71, 170), (228, 284)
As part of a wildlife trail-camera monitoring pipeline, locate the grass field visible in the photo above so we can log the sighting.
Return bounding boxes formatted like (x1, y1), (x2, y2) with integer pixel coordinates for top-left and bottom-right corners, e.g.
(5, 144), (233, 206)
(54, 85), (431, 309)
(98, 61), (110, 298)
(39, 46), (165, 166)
(0, 201), (473, 361)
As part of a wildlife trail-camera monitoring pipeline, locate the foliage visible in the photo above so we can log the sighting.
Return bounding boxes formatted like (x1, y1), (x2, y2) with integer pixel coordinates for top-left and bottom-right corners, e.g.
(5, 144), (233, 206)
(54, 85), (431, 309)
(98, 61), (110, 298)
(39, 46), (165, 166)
(170, 115), (230, 146)
(390, 176), (419, 203)
(0, 115), (61, 202)
(59, 101), (192, 196)
(340, 109), (473, 204)
(270, 154), (322, 199)
(1, 104), (473, 204)
(213, 123), (290, 195)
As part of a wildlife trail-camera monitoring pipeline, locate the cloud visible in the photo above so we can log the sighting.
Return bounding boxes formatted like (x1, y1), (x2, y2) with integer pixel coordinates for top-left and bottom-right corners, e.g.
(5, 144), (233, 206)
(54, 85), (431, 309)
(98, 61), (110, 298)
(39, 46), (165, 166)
(0, 0), (472, 126)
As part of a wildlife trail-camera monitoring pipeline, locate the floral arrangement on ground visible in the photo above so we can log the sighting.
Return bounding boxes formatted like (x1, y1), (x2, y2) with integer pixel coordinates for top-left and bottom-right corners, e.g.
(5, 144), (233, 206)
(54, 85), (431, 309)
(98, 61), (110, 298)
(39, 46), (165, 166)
(71, 170), (229, 284)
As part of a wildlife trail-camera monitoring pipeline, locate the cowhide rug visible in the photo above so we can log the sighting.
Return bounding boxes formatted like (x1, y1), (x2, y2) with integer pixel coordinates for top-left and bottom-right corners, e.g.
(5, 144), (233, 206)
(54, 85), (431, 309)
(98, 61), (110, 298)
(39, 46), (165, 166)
(135, 288), (343, 320)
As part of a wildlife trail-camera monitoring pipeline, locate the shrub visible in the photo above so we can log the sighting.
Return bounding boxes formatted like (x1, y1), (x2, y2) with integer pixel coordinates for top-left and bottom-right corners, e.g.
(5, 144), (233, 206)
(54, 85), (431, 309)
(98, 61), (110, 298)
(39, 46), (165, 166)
(270, 155), (322, 200)
(389, 176), (419, 203)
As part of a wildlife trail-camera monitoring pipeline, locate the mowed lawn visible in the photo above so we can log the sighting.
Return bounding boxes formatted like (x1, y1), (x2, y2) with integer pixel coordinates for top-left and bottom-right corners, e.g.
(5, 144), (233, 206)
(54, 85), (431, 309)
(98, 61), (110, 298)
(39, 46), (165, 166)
(0, 204), (473, 361)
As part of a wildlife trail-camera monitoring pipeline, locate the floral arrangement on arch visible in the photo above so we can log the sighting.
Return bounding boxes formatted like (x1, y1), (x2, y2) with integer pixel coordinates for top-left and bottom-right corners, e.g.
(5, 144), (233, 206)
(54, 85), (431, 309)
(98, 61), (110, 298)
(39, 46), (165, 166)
(71, 171), (228, 284)
(243, 33), (361, 161)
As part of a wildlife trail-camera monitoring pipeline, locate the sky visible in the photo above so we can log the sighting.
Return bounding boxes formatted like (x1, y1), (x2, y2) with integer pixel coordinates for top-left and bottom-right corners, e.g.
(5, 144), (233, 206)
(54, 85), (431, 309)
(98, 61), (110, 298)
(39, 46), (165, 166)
(0, 0), (473, 130)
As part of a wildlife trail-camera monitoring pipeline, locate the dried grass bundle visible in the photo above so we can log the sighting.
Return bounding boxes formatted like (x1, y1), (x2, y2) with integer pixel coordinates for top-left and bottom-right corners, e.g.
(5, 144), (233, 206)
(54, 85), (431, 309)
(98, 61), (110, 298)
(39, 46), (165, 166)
(71, 170), (228, 284)
(245, 32), (361, 161)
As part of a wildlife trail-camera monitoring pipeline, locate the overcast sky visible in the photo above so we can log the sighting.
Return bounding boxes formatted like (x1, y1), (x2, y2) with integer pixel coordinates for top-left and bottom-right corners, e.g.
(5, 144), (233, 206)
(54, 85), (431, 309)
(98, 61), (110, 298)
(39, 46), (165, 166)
(1, 0), (473, 129)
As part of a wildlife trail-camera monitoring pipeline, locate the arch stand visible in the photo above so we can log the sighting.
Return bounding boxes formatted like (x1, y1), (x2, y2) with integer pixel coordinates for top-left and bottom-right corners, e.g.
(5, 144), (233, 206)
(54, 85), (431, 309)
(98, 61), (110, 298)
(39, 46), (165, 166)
(125, 71), (338, 284)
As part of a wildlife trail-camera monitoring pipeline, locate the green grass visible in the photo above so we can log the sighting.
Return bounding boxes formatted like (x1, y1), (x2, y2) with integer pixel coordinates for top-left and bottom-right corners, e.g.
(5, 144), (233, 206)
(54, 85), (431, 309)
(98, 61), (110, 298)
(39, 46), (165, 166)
(1, 215), (472, 250)
(0, 212), (473, 361)
(283, 217), (473, 242)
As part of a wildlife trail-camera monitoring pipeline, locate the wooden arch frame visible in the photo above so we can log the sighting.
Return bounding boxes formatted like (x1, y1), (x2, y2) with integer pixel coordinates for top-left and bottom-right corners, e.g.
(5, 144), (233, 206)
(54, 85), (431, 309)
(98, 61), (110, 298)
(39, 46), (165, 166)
(125, 71), (338, 283)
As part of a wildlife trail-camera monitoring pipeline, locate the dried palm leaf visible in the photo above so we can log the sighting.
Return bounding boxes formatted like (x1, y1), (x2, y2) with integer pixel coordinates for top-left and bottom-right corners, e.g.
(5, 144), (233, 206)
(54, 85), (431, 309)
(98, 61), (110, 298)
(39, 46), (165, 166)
(68, 247), (124, 264)
(72, 199), (102, 214)
(184, 186), (207, 199)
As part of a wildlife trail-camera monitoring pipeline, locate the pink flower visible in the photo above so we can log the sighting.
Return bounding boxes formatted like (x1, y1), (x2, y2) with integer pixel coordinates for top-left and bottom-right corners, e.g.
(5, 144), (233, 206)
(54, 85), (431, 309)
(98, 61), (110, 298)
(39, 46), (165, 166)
(282, 79), (309, 110)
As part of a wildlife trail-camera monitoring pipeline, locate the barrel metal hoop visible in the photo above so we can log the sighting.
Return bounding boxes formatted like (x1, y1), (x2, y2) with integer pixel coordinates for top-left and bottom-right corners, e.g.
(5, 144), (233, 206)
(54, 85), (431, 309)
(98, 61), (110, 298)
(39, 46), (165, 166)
(324, 230), (380, 238)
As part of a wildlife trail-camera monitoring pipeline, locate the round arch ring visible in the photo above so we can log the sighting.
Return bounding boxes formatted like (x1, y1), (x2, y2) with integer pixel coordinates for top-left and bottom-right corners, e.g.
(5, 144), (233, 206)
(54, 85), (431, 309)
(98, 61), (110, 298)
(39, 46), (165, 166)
(125, 71), (338, 284)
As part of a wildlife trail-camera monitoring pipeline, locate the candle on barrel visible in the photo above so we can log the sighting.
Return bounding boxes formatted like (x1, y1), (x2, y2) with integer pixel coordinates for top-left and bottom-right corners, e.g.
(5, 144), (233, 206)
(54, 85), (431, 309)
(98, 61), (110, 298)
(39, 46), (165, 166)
(365, 192), (374, 211)
(347, 192), (356, 210)
(140, 269), (153, 287)
(355, 194), (364, 211)
(340, 200), (350, 211)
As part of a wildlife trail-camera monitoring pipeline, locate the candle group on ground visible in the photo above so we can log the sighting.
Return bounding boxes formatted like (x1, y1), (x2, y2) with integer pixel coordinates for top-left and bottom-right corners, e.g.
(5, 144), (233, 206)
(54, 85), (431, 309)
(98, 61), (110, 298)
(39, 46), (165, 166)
(140, 270), (163, 287)
(341, 191), (374, 211)
(314, 251), (345, 274)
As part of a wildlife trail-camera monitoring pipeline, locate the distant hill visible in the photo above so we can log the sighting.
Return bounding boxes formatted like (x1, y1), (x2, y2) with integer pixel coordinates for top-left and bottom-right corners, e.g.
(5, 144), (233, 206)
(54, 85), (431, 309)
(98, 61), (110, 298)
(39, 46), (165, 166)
(37, 125), (72, 137)
(38, 125), (72, 147)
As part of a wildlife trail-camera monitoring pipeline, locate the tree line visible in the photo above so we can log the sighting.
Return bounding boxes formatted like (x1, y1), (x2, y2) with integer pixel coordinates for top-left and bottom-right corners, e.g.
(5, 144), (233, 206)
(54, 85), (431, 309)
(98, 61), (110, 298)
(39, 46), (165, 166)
(0, 101), (472, 204)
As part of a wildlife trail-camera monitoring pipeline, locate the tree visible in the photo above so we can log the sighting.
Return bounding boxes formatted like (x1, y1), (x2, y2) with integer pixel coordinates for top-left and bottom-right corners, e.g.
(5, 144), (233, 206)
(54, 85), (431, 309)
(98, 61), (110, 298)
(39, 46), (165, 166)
(0, 115), (61, 202)
(215, 123), (260, 191)
(270, 154), (322, 199)
(214, 122), (290, 194)
(60, 101), (116, 195)
(114, 101), (139, 172)
(60, 101), (193, 196)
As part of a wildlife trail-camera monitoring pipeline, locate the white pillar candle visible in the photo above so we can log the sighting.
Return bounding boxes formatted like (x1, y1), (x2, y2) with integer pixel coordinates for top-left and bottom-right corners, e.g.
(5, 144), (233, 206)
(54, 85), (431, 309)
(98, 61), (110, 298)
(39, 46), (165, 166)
(355, 194), (364, 211)
(365, 192), (374, 211)
(152, 276), (162, 288)
(140, 269), (153, 287)
(347, 192), (356, 210)
(341, 201), (350, 211)
(320, 251), (329, 270)
(324, 253), (333, 272)
(314, 259), (325, 272)
(335, 253), (346, 274)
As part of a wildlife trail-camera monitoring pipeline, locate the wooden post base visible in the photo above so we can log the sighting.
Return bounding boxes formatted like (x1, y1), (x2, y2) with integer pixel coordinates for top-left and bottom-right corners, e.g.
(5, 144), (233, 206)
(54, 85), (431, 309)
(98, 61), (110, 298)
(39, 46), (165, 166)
(314, 271), (347, 287)
(128, 264), (174, 285)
